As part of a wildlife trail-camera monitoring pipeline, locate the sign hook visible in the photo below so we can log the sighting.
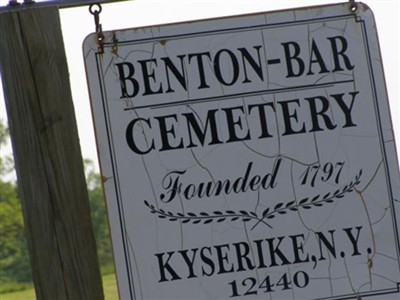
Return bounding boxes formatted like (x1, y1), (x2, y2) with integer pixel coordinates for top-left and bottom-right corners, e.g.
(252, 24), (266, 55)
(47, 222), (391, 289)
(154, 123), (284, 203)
(89, 3), (104, 54)
(349, 0), (357, 12)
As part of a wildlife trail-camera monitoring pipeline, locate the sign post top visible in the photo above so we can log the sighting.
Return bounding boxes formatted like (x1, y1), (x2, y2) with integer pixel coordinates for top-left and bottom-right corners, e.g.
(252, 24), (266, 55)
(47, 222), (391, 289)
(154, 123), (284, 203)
(0, 0), (130, 12)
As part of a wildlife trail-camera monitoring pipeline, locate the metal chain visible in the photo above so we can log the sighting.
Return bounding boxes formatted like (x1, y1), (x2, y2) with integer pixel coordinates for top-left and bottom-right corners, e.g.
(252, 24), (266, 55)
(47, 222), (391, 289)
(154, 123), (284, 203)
(89, 3), (105, 54)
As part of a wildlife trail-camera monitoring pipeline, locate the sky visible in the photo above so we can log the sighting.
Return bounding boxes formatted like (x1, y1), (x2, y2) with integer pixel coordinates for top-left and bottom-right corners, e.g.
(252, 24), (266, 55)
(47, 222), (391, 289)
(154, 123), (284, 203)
(0, 0), (399, 174)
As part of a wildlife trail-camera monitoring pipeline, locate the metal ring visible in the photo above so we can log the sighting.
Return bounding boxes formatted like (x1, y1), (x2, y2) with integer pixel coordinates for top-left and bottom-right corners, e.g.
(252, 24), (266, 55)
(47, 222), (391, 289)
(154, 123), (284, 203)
(349, 0), (357, 12)
(89, 3), (102, 15)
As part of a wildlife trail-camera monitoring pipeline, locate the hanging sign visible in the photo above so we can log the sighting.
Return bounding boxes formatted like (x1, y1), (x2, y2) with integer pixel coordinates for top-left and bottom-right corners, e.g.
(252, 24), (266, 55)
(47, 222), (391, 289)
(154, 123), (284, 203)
(83, 2), (400, 299)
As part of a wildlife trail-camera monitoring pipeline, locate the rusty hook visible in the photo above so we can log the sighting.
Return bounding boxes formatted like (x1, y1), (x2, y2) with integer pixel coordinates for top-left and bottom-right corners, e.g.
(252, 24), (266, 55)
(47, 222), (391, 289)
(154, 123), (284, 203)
(89, 3), (104, 54)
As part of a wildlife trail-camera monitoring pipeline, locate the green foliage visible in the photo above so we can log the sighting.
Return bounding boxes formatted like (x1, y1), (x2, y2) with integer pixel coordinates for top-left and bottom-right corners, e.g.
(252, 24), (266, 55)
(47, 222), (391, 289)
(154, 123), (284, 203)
(0, 121), (13, 177)
(85, 159), (115, 273)
(1, 273), (119, 300)
(0, 120), (32, 286)
(84, 159), (115, 273)
(0, 120), (115, 292)
(0, 181), (32, 284)
(0, 281), (33, 294)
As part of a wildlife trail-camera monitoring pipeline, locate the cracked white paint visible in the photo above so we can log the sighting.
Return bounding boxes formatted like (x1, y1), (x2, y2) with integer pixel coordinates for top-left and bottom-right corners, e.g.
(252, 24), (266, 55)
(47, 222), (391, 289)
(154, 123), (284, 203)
(84, 3), (400, 300)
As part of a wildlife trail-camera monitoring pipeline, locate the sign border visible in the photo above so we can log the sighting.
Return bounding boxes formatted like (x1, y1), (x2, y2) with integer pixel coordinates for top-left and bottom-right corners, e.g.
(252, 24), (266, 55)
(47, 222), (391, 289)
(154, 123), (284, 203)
(89, 5), (400, 299)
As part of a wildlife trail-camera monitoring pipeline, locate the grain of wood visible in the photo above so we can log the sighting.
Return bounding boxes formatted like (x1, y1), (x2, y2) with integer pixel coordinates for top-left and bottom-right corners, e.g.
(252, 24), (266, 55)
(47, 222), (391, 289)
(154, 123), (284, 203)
(0, 7), (104, 300)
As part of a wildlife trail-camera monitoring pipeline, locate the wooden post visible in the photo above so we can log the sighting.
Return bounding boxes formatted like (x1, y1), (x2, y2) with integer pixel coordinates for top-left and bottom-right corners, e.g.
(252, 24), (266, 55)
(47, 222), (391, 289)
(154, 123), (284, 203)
(0, 7), (104, 300)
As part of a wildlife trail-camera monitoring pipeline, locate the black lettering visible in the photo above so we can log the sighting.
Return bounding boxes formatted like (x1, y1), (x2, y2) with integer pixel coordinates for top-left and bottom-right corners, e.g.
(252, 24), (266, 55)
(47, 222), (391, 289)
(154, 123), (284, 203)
(161, 170), (185, 203)
(248, 102), (276, 138)
(328, 36), (355, 72)
(126, 118), (155, 155)
(233, 242), (255, 272)
(116, 62), (140, 98)
(343, 227), (362, 256)
(238, 45), (264, 83)
(214, 49), (240, 86)
(267, 237), (291, 267)
(307, 39), (329, 75)
(188, 52), (212, 89)
(282, 41), (305, 77)
(278, 99), (306, 135)
(155, 114), (184, 151)
(179, 249), (198, 279)
(304, 96), (337, 132)
(222, 106), (251, 142)
(254, 239), (268, 268)
(200, 247), (215, 276)
(155, 252), (181, 282)
(215, 244), (235, 274)
(138, 59), (163, 95)
(316, 230), (337, 260)
(161, 55), (187, 93)
(182, 109), (223, 147)
(232, 162), (253, 193)
(291, 234), (310, 264)
(331, 92), (359, 127)
(261, 158), (281, 189)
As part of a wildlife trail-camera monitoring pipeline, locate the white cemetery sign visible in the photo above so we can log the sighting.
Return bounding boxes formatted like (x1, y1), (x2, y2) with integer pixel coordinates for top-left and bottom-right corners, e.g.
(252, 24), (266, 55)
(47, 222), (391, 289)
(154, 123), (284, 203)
(83, 2), (400, 299)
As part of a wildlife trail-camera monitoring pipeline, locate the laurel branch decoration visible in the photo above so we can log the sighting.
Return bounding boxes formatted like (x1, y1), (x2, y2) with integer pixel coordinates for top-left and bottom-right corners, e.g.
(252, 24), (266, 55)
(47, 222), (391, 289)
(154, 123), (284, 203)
(144, 169), (362, 230)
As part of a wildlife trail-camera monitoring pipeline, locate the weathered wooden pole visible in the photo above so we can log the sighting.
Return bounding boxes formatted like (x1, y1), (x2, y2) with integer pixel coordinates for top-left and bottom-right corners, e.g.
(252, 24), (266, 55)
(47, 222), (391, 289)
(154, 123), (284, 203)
(0, 7), (104, 300)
